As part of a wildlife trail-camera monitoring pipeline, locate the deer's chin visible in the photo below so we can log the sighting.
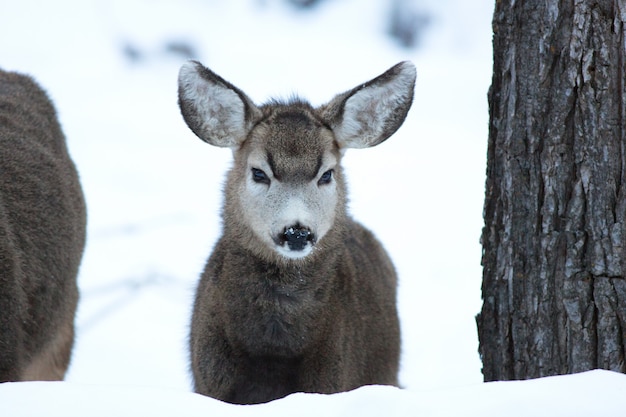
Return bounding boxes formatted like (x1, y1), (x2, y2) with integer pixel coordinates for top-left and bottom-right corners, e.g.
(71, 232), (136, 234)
(274, 243), (314, 259)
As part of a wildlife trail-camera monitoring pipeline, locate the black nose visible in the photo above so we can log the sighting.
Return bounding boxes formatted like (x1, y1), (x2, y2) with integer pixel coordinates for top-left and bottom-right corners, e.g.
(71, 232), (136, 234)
(282, 226), (313, 251)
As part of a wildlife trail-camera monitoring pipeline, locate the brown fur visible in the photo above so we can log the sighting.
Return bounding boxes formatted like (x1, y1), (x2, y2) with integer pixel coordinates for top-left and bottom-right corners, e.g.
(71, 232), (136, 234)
(179, 62), (415, 404)
(0, 70), (86, 382)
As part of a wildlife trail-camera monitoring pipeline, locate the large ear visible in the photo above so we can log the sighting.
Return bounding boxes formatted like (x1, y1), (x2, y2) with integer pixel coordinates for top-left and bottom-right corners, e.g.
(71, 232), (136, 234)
(320, 61), (416, 149)
(178, 61), (262, 148)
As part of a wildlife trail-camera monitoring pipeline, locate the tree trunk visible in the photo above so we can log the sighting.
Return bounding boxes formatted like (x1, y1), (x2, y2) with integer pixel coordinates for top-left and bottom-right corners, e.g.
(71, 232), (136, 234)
(477, 0), (626, 381)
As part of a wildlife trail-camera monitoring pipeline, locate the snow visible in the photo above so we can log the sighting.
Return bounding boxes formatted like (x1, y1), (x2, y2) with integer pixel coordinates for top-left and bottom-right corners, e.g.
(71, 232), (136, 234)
(2, 370), (625, 417)
(2, 0), (624, 415)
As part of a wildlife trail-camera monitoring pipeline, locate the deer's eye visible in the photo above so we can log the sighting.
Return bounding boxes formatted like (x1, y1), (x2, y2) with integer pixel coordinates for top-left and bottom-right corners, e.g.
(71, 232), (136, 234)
(252, 168), (270, 185)
(318, 169), (333, 186)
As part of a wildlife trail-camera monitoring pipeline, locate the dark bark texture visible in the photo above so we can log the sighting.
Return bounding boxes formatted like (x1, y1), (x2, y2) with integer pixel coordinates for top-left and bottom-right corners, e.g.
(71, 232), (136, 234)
(477, 0), (626, 381)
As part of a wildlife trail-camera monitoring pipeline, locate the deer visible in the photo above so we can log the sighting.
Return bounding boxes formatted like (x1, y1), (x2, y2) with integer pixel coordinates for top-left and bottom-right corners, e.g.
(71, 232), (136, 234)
(0, 70), (86, 382)
(178, 61), (415, 404)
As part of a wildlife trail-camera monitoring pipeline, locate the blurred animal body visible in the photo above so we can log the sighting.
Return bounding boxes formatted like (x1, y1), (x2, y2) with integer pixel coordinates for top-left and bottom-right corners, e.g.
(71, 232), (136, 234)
(0, 70), (86, 381)
(178, 61), (415, 404)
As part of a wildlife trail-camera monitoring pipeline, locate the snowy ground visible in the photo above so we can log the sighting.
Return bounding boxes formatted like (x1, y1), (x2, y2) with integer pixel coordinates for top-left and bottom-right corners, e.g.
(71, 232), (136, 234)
(3, 370), (625, 417)
(3, 0), (623, 415)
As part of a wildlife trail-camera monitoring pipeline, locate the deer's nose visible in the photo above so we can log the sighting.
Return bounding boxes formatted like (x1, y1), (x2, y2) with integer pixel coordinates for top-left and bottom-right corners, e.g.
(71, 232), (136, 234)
(281, 225), (314, 251)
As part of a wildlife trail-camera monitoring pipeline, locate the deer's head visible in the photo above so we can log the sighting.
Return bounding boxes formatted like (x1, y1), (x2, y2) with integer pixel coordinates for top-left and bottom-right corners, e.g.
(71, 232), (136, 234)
(178, 62), (415, 261)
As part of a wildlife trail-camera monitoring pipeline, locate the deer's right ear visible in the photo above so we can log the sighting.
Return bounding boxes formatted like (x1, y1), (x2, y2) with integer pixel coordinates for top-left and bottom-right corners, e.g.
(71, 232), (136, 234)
(320, 61), (416, 149)
(178, 61), (262, 148)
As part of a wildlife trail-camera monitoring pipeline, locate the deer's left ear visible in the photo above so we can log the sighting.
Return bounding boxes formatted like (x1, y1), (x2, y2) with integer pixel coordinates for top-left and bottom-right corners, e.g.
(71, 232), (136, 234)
(320, 61), (416, 149)
(178, 61), (262, 148)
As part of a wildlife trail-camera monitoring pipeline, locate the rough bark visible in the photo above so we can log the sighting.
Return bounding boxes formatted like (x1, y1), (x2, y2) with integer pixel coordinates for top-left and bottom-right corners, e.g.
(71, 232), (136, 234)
(477, 0), (626, 381)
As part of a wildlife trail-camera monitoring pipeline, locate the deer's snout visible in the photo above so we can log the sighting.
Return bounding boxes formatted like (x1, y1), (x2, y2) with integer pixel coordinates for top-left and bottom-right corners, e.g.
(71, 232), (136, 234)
(280, 225), (315, 252)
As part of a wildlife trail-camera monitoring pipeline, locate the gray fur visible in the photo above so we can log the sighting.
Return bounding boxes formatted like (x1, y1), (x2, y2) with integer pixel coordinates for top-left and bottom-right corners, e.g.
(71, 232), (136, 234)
(179, 62), (415, 404)
(0, 70), (86, 382)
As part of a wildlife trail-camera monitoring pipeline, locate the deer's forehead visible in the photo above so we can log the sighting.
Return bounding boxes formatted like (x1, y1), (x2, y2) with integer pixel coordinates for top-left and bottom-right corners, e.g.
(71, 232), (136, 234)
(241, 111), (339, 180)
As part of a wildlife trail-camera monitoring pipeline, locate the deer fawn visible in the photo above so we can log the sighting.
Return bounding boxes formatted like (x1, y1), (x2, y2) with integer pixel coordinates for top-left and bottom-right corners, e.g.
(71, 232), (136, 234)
(178, 61), (415, 404)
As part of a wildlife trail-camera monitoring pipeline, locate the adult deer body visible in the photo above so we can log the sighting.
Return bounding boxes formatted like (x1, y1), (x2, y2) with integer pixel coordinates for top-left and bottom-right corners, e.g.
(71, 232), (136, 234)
(0, 70), (86, 381)
(178, 62), (415, 404)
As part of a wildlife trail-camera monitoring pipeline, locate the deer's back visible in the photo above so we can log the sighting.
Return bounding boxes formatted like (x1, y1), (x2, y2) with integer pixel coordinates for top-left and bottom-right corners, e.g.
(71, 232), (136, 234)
(0, 70), (85, 381)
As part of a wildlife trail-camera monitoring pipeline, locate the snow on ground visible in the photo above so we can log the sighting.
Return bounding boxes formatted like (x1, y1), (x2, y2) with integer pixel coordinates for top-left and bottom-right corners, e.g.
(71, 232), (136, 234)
(4, 0), (621, 416)
(2, 370), (625, 417)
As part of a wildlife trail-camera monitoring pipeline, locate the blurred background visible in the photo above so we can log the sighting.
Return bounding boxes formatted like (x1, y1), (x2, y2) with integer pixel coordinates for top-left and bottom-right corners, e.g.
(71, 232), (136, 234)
(0, 0), (493, 391)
